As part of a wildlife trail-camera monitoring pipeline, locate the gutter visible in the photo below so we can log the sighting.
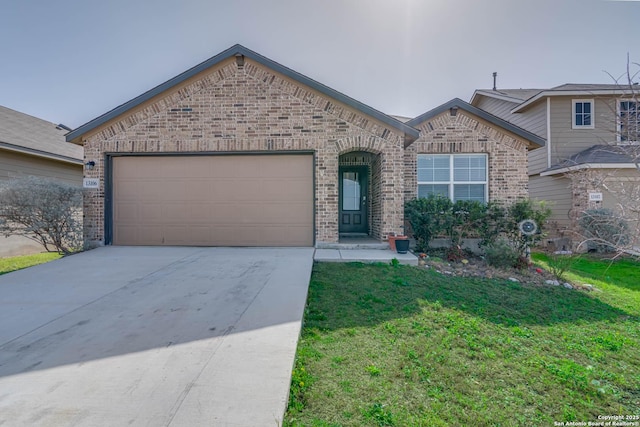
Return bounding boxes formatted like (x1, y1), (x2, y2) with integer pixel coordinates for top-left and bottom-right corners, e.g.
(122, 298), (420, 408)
(0, 142), (83, 166)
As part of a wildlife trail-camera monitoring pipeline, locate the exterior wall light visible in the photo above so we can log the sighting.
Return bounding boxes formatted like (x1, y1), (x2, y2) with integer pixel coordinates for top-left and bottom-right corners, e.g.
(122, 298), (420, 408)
(85, 161), (96, 170)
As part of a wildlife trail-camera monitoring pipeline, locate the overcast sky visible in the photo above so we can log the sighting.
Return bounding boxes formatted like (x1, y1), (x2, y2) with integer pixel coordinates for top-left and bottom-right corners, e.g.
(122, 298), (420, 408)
(1, 0), (639, 129)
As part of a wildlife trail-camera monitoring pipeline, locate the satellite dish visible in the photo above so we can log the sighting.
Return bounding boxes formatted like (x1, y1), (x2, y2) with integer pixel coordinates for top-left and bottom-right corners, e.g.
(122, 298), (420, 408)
(519, 219), (538, 236)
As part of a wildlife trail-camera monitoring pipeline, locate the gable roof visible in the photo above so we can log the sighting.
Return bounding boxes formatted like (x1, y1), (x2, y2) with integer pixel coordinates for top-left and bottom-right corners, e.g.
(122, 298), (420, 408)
(511, 83), (639, 113)
(470, 89), (543, 105)
(0, 105), (83, 165)
(66, 44), (419, 144)
(471, 83), (639, 113)
(541, 144), (638, 175)
(406, 98), (545, 149)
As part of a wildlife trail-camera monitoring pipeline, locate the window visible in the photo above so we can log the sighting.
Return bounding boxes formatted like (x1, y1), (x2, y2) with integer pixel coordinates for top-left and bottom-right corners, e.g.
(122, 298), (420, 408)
(342, 171), (360, 210)
(619, 100), (639, 143)
(417, 154), (487, 202)
(572, 100), (594, 129)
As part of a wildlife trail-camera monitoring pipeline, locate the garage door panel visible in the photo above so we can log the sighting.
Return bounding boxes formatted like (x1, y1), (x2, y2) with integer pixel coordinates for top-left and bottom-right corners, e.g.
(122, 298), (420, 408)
(138, 204), (164, 222)
(138, 181), (167, 202)
(136, 226), (164, 245)
(114, 203), (139, 222)
(112, 155), (313, 246)
(260, 180), (312, 201)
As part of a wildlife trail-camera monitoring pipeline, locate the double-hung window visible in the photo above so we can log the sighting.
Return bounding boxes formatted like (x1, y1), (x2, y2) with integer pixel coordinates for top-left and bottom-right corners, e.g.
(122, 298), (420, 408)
(572, 99), (594, 129)
(417, 154), (487, 202)
(619, 100), (639, 143)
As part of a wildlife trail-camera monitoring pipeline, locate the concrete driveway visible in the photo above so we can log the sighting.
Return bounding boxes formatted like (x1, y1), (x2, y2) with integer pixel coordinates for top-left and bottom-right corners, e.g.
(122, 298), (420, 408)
(0, 246), (314, 426)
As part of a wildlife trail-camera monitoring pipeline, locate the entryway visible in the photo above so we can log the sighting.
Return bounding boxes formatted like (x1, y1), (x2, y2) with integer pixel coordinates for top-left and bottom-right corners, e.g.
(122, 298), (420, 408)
(338, 151), (378, 239)
(339, 165), (368, 234)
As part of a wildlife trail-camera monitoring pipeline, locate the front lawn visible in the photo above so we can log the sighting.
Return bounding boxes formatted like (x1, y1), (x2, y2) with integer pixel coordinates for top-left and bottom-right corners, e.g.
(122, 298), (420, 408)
(284, 259), (640, 426)
(0, 252), (62, 275)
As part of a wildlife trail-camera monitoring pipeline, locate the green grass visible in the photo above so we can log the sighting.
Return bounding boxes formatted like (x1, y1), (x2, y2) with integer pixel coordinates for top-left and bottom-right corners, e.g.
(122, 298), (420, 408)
(284, 259), (640, 426)
(0, 252), (62, 275)
(533, 253), (640, 316)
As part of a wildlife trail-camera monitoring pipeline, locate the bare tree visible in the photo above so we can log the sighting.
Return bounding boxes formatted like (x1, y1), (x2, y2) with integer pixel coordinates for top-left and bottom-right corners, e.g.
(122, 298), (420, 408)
(0, 176), (83, 255)
(568, 57), (640, 257)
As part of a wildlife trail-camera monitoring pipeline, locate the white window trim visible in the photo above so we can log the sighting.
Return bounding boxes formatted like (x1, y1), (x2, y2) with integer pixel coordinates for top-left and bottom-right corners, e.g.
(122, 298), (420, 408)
(572, 99), (595, 129)
(417, 154), (489, 202)
(617, 99), (639, 144)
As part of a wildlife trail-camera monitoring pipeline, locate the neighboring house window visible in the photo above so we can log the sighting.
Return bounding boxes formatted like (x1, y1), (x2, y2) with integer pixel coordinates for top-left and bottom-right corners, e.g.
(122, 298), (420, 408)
(417, 154), (487, 202)
(572, 99), (594, 129)
(619, 100), (639, 143)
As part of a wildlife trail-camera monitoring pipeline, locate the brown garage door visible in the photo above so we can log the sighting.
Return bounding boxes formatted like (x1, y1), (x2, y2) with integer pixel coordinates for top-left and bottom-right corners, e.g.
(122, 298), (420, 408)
(112, 154), (313, 246)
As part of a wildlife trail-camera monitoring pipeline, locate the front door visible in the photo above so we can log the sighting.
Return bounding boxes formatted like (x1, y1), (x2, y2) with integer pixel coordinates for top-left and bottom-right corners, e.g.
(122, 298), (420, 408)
(339, 166), (368, 234)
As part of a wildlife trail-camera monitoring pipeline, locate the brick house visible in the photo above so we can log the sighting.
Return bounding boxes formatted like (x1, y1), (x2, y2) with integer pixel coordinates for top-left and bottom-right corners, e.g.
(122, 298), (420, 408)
(66, 45), (543, 248)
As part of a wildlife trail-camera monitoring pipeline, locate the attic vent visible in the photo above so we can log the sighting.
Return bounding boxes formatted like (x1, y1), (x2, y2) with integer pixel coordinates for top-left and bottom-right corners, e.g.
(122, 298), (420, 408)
(56, 123), (72, 131)
(235, 54), (245, 68)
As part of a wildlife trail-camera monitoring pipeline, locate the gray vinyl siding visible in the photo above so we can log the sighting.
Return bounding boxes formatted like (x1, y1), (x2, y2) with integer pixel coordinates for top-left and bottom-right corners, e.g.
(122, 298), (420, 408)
(0, 150), (82, 185)
(475, 96), (547, 138)
(529, 174), (572, 229)
(528, 147), (548, 175)
(549, 97), (618, 165)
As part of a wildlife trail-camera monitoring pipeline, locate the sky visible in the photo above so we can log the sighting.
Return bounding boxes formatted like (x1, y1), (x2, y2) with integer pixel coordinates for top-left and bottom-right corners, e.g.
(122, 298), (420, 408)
(1, 0), (639, 130)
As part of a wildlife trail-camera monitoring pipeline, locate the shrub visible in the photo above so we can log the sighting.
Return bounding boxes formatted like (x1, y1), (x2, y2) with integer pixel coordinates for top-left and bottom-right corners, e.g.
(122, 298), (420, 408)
(546, 252), (579, 281)
(0, 176), (83, 255)
(405, 195), (453, 250)
(578, 208), (630, 253)
(484, 238), (520, 269)
(505, 199), (552, 257)
(405, 197), (550, 259)
(449, 200), (487, 247)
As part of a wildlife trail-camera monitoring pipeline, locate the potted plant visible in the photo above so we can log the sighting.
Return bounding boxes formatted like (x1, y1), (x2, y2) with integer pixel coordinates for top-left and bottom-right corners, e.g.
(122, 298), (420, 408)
(388, 233), (407, 251)
(395, 237), (410, 254)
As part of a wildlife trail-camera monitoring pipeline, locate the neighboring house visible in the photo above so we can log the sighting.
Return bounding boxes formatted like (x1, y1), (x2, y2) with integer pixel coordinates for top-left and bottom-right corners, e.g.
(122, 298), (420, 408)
(66, 45), (543, 248)
(471, 84), (640, 245)
(0, 105), (84, 256)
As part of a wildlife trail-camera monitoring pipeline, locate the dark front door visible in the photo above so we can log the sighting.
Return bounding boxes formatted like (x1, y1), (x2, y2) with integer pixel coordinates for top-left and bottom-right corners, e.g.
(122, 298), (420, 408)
(339, 166), (368, 234)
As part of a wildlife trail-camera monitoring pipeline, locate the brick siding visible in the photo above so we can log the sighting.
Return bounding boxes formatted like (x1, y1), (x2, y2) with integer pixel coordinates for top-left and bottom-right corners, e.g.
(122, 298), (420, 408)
(404, 110), (530, 204)
(82, 58), (406, 246)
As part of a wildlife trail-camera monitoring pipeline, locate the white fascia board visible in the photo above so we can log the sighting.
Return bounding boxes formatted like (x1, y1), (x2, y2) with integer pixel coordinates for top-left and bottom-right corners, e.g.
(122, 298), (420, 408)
(512, 90), (636, 113)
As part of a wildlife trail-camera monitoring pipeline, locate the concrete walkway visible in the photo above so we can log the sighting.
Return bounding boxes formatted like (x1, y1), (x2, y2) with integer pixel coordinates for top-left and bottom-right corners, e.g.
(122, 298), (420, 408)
(314, 248), (418, 265)
(0, 246), (314, 426)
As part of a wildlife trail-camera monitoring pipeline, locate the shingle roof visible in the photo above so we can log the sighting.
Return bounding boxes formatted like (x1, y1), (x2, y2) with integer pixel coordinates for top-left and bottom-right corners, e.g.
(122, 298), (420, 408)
(66, 44), (419, 144)
(475, 89), (543, 102)
(550, 83), (633, 91)
(406, 98), (545, 149)
(390, 115), (412, 123)
(545, 144), (638, 173)
(0, 105), (82, 164)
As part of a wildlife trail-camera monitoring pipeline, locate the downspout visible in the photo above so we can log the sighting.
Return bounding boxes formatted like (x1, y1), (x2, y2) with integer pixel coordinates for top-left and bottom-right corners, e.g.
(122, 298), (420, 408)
(546, 97), (551, 168)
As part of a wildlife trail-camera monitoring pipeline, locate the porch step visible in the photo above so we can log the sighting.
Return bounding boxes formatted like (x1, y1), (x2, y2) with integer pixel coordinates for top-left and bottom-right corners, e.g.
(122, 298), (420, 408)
(316, 242), (389, 250)
(314, 248), (418, 265)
